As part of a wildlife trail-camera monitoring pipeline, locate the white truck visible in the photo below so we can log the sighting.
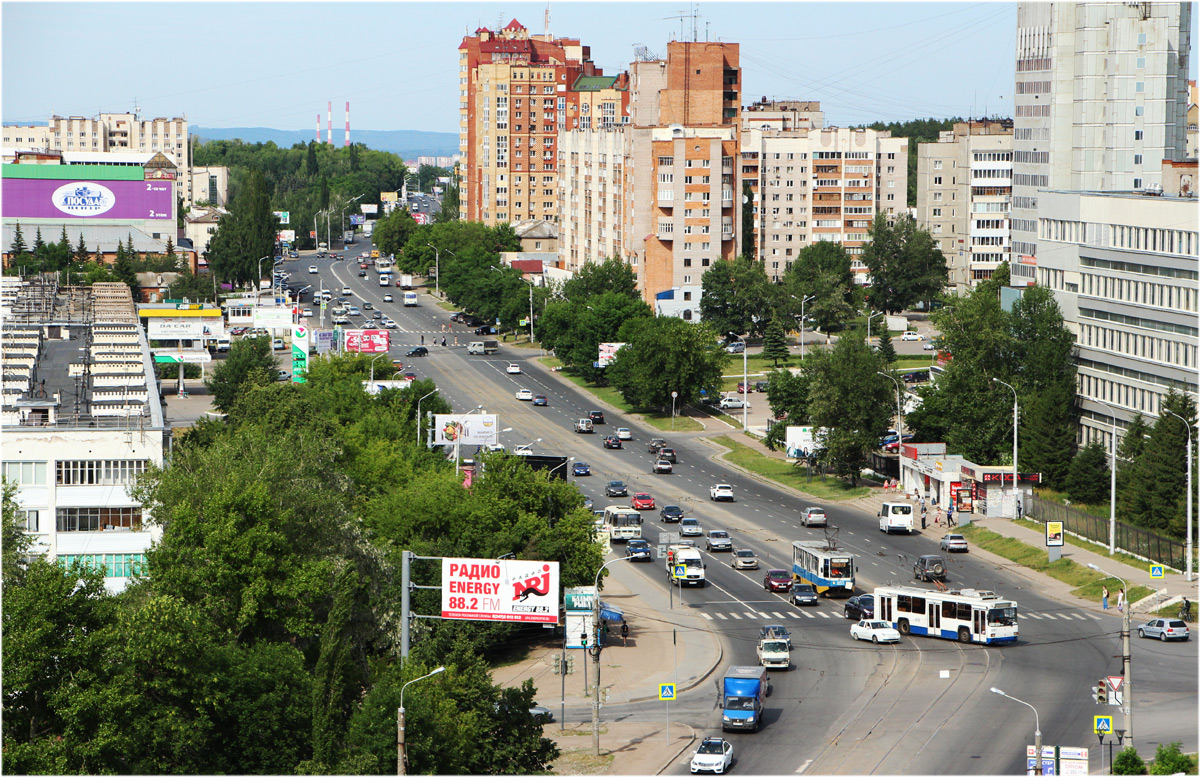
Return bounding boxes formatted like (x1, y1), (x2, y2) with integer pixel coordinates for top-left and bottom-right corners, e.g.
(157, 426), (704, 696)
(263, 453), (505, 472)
(756, 637), (791, 670)
(666, 544), (706, 587)
(362, 221), (374, 237)
(403, 291), (418, 307)
(400, 274), (414, 290)
(879, 502), (915, 534)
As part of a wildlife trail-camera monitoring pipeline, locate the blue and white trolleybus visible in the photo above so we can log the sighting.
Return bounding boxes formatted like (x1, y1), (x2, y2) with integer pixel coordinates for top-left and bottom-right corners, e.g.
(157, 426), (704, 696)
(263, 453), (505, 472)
(874, 586), (1019, 644)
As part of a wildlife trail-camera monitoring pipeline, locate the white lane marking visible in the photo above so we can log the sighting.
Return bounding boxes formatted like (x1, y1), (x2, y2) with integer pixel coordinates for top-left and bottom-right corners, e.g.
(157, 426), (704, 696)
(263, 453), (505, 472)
(796, 759), (813, 774)
(1088, 614), (1102, 620)
(800, 610), (815, 618)
(816, 611), (831, 619)
(1072, 613), (1088, 620)
(772, 612), (788, 619)
(715, 613), (728, 620)
(729, 613), (742, 620)
(701, 613), (714, 620)
(1024, 613), (1041, 620)
(743, 612), (758, 619)
(786, 611), (801, 619)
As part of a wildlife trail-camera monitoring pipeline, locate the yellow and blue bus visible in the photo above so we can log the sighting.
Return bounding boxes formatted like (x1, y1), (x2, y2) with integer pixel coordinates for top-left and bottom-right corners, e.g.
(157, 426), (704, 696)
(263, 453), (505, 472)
(791, 540), (856, 598)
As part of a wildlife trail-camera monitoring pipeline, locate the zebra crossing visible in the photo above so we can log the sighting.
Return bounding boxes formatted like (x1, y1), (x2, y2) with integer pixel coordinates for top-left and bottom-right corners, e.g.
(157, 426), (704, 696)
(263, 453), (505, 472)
(699, 608), (1103, 622)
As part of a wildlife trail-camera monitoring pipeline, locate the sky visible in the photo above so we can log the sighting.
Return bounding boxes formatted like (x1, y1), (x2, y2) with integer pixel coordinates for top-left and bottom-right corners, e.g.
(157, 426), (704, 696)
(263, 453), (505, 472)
(2, 1), (1195, 135)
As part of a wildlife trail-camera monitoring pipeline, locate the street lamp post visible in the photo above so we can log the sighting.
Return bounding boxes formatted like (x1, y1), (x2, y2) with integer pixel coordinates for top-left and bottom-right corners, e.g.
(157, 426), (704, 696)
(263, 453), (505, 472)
(416, 388), (439, 446)
(1088, 564), (1132, 748)
(866, 310), (884, 341)
(397, 666), (446, 775)
(671, 391), (678, 431)
(369, 352), (387, 384)
(878, 372), (903, 480)
(1098, 400), (1120, 554)
(341, 194), (366, 242)
(793, 294), (816, 359)
(453, 405), (485, 475)
(989, 688), (1042, 776)
(591, 556), (634, 756)
(515, 437), (542, 455)
(730, 334), (748, 432)
(255, 256), (272, 306)
(993, 378), (1020, 517)
(1166, 410), (1194, 582)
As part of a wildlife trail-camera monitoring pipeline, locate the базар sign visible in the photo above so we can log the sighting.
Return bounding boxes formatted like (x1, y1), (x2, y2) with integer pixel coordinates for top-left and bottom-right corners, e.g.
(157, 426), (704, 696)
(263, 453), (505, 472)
(441, 558), (560, 623)
(3, 178), (174, 221)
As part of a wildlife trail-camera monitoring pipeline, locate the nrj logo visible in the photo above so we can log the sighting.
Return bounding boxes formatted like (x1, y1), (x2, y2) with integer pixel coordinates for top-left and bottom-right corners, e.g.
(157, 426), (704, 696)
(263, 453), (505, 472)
(52, 182), (116, 216)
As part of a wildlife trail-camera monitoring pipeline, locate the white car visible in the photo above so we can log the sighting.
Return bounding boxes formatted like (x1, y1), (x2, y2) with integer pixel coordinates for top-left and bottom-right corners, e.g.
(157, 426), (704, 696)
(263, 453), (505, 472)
(850, 619), (901, 644)
(515, 389), (534, 401)
(308, 265), (318, 274)
(710, 484), (735, 502)
(383, 294), (394, 303)
(341, 287), (352, 296)
(506, 363), (522, 374)
(719, 397), (749, 410)
(303, 309), (314, 318)
(616, 428), (632, 440)
(680, 517), (703, 537)
(690, 737), (733, 774)
(901, 331), (924, 341)
(271, 338), (285, 351)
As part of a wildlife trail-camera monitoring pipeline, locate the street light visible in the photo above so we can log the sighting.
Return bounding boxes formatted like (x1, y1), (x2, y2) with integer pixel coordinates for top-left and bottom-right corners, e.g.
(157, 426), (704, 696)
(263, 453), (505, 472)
(397, 665), (446, 775)
(878, 372), (903, 480)
(1165, 410), (1194, 582)
(255, 255), (272, 306)
(729, 333), (748, 432)
(425, 243), (446, 299)
(1087, 564), (1133, 748)
(866, 310), (884, 341)
(515, 437), (542, 455)
(792, 294), (816, 359)
(590, 555), (634, 756)
(416, 388), (439, 446)
(993, 378), (1019, 517)
(369, 352), (388, 384)
(1098, 400), (1120, 555)
(989, 687), (1042, 776)
(341, 194), (366, 241)
(454, 405), (485, 475)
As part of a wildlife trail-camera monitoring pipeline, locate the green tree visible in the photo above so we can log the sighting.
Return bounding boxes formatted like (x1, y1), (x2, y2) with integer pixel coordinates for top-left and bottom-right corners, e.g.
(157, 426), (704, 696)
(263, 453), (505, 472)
(762, 368), (811, 450)
(761, 319), (790, 366)
(562, 256), (639, 301)
(1064, 442), (1110, 504)
(1148, 742), (1194, 775)
(538, 291), (652, 382)
(31, 226), (45, 255)
(167, 267), (217, 303)
(699, 257), (778, 339)
(438, 183), (460, 223)
(741, 180), (755, 260)
(607, 317), (728, 410)
(781, 241), (859, 332)
(1019, 375), (1076, 488)
(860, 213), (948, 313)
(804, 334), (894, 484)
(2, 478), (33, 585)
(10, 222), (28, 256)
(73, 232), (90, 264)
(1113, 746), (1148, 775)
(1123, 391), (1196, 535)
(372, 206), (417, 258)
(204, 335), (276, 411)
(206, 168), (279, 285)
(876, 327), (897, 366)
(1116, 413), (1150, 513)
(309, 567), (371, 770)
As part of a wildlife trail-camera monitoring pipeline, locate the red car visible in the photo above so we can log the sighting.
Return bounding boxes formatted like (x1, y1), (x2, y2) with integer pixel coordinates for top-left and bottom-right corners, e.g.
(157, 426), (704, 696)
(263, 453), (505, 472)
(737, 382), (749, 394)
(631, 493), (656, 510)
(764, 569), (792, 592)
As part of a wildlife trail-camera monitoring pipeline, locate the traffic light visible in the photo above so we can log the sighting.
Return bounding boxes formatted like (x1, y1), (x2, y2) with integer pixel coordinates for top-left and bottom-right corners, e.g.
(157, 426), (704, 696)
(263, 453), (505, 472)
(552, 654), (561, 675)
(1092, 680), (1107, 705)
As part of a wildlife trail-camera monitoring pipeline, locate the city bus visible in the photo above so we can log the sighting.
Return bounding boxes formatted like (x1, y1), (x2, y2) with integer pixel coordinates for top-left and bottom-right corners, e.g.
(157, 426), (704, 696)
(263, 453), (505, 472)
(791, 540), (856, 598)
(602, 506), (643, 542)
(873, 585), (1019, 645)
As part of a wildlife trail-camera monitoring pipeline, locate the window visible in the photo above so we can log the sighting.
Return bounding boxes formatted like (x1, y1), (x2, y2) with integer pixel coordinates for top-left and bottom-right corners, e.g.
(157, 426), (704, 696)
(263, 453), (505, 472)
(1135, 130), (1143, 141)
(1136, 56), (1146, 69)
(1138, 32), (1147, 45)
(1135, 106), (1144, 117)
(58, 553), (147, 579)
(17, 510), (39, 532)
(3, 461), (46, 485)
(1134, 154), (1143, 165)
(933, 176), (942, 185)
(57, 460), (148, 485)
(1135, 81), (1144, 93)
(933, 160), (942, 170)
(56, 507), (143, 532)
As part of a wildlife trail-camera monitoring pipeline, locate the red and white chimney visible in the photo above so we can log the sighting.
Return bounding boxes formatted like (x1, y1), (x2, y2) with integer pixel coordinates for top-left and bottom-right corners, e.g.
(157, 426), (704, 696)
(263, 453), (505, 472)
(345, 102), (350, 147)
(327, 101), (333, 145)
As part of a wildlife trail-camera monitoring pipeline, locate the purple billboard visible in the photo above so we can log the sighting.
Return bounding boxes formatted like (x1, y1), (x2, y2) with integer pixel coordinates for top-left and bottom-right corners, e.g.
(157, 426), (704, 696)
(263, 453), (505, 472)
(2, 178), (174, 221)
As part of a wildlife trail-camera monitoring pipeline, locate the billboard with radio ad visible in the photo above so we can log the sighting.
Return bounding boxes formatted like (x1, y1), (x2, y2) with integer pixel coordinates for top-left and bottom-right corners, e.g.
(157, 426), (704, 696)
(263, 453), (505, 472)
(441, 558), (560, 623)
(3, 178), (174, 221)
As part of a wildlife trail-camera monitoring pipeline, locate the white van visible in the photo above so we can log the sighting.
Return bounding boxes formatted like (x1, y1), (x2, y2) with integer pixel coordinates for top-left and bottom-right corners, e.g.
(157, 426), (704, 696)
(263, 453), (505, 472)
(403, 291), (418, 306)
(879, 502), (915, 534)
(214, 337), (231, 353)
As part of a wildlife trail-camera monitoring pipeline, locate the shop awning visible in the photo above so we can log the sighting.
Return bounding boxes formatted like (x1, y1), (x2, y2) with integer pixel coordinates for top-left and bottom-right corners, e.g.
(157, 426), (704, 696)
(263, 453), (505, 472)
(599, 602), (624, 622)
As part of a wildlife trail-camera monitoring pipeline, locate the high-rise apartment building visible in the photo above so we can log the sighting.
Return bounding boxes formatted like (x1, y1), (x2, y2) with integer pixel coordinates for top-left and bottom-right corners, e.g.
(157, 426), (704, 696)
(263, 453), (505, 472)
(458, 20), (609, 225)
(1010, 2), (1192, 286)
(2, 112), (188, 167)
(916, 120), (1014, 293)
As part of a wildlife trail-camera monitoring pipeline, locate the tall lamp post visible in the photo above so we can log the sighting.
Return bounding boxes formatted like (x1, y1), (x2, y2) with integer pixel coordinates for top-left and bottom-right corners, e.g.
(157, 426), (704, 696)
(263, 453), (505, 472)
(341, 194), (366, 241)
(1088, 564), (1132, 748)
(369, 352), (388, 384)
(730, 334), (748, 432)
(425, 243), (443, 298)
(993, 378), (1020, 517)
(1165, 410), (1194, 582)
(1098, 400), (1120, 554)
(515, 437), (542, 455)
(878, 372), (903, 481)
(255, 256), (272, 306)
(793, 294), (816, 359)
(989, 687), (1042, 776)
(591, 555), (634, 756)
(397, 665), (445, 775)
(415, 388), (439, 446)
(866, 310), (884, 341)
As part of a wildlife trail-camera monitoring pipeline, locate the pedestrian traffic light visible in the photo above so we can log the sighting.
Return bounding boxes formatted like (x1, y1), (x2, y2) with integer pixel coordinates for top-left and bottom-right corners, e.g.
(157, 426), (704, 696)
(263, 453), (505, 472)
(552, 654), (561, 675)
(1092, 680), (1107, 705)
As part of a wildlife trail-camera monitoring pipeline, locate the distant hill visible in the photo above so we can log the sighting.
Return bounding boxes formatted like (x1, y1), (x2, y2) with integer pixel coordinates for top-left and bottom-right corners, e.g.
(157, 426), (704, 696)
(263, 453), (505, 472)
(191, 126), (459, 160)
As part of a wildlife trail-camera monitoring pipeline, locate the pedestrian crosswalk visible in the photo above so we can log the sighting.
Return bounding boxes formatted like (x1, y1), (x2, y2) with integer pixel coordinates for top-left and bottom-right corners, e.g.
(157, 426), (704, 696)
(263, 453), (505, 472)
(699, 608), (1101, 622)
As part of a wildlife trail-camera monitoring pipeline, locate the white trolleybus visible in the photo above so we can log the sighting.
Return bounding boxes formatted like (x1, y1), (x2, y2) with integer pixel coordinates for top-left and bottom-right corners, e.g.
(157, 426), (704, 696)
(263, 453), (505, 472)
(602, 506), (643, 542)
(874, 586), (1019, 645)
(791, 540), (856, 598)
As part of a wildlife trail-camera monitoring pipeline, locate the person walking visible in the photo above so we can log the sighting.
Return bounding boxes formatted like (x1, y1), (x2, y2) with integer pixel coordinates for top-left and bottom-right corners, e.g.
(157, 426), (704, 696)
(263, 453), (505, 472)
(1116, 587), (1125, 613)
(620, 620), (629, 646)
(1016, 499), (1024, 520)
(1102, 585), (1109, 611)
(920, 503), (927, 530)
(935, 506), (943, 526)
(420, 334), (424, 345)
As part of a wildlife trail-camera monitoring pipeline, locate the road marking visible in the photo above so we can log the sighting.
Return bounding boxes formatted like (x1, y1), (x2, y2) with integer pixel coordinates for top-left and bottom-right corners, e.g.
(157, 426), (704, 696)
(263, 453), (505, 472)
(786, 611), (801, 618)
(800, 610), (815, 618)
(729, 613), (742, 620)
(756, 611), (771, 618)
(715, 613), (728, 620)
(816, 611), (831, 619)
(1072, 613), (1088, 620)
(1024, 612), (1040, 620)
(772, 612), (788, 619)
(1056, 613), (1075, 620)
(796, 759), (813, 774)
(1088, 614), (1102, 620)
(701, 613), (713, 620)
(745, 612), (759, 619)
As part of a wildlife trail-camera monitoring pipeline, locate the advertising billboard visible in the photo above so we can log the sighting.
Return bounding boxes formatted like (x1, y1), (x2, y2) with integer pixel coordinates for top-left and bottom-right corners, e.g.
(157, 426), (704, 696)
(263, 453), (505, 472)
(291, 324), (310, 383)
(413, 212), (431, 225)
(380, 191), (398, 203)
(441, 558), (560, 624)
(360, 203), (378, 214)
(314, 330), (337, 354)
(349, 214), (366, 226)
(344, 329), (389, 353)
(362, 379), (413, 395)
(273, 211), (290, 225)
(253, 307), (293, 329)
(598, 342), (627, 367)
(148, 317), (209, 339)
(277, 229), (296, 243)
(432, 413), (500, 447)
(3, 178), (173, 221)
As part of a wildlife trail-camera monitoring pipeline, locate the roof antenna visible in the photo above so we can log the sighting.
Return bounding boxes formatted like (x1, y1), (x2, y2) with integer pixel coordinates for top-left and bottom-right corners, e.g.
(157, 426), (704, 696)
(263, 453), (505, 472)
(544, 2), (550, 36)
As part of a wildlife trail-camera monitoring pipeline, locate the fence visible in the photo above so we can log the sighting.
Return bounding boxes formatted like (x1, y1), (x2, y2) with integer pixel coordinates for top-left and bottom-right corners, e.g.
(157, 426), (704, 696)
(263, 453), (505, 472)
(1025, 494), (1187, 570)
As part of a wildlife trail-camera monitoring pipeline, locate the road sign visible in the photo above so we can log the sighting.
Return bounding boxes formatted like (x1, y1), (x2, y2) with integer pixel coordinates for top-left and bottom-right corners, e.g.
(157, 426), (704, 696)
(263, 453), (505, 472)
(1106, 676), (1124, 693)
(659, 683), (676, 701)
(1027, 757), (1056, 775)
(1150, 565), (1164, 578)
(673, 564), (687, 579)
(1094, 715), (1113, 734)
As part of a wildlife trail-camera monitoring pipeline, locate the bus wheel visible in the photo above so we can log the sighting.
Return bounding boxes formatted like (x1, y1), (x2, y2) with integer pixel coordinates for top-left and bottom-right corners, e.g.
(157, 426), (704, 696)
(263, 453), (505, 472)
(897, 619), (910, 635)
(958, 628), (971, 644)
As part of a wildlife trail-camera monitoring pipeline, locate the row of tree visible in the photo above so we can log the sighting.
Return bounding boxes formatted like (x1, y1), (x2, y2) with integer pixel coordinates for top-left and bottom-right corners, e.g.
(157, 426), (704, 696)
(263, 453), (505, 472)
(3, 343), (607, 774)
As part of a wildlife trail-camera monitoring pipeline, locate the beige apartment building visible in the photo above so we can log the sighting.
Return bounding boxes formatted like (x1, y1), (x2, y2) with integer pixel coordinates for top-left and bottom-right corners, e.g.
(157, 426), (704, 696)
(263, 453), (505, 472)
(3, 112), (188, 167)
(558, 126), (627, 272)
(916, 120), (1014, 293)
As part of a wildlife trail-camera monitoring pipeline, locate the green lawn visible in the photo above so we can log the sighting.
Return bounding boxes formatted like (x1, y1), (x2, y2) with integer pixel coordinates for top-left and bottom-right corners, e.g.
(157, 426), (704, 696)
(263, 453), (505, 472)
(708, 435), (872, 501)
(537, 357), (705, 433)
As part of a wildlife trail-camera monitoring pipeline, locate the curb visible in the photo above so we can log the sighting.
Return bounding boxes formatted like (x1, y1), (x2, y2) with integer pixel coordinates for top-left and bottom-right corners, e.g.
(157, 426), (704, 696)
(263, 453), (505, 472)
(626, 616), (725, 704)
(657, 722), (698, 776)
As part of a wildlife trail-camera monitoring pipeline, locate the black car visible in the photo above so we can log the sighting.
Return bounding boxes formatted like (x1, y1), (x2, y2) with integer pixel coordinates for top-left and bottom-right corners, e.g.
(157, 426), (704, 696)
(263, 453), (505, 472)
(844, 594), (875, 620)
(625, 539), (652, 561)
(658, 447), (677, 463)
(790, 583), (819, 606)
(406, 346), (429, 357)
(358, 269), (367, 277)
(589, 410), (606, 425)
(603, 435), (622, 449)
(605, 480), (628, 497)
(913, 554), (947, 582)
(902, 371), (925, 384)
(648, 438), (667, 453)
(475, 325), (498, 335)
(660, 504), (684, 523)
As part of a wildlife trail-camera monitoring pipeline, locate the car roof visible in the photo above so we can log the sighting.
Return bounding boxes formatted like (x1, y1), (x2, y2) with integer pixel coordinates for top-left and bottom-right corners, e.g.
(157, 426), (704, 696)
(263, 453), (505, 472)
(767, 569), (789, 575)
(709, 530), (728, 535)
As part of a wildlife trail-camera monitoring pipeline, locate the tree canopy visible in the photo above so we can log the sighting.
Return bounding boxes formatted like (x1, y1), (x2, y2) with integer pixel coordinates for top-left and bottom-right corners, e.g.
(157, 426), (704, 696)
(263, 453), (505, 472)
(860, 213), (948, 314)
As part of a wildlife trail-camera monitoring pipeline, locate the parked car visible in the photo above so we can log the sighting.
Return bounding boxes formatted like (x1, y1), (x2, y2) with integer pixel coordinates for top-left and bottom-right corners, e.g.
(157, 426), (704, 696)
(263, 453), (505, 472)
(923, 341), (936, 351)
(719, 396), (749, 410)
(760, 624), (792, 648)
(736, 382), (750, 394)
(800, 507), (827, 527)
(724, 341), (745, 354)
(605, 480), (628, 497)
(1138, 618), (1190, 641)
(900, 331), (924, 341)
(272, 338), (286, 350)
(790, 583), (819, 606)
(648, 438), (667, 453)
(653, 459), (673, 475)
(589, 410), (606, 424)
(754, 381), (770, 392)
(572, 461), (591, 476)
(939, 534), (969, 553)
(883, 435), (915, 453)
(680, 517), (703, 537)
(275, 369), (291, 382)
(764, 570), (792, 593)
(902, 371), (925, 384)
(616, 428), (632, 441)
(706, 530), (733, 552)
(660, 505), (684, 523)
(476, 325), (499, 335)
(731, 548), (759, 570)
(603, 435), (623, 449)
(532, 395), (548, 406)
(631, 493), (656, 510)
(515, 388), (534, 401)
(690, 737), (734, 774)
(851, 619), (901, 643)
(844, 594), (875, 620)
(913, 554), (948, 582)
(625, 539), (653, 561)
(407, 346), (428, 357)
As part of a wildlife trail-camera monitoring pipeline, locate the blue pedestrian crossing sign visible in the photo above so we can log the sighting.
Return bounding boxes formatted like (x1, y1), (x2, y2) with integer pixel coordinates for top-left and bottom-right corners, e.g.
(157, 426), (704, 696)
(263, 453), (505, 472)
(659, 683), (676, 701)
(1150, 565), (1164, 578)
(673, 564), (687, 579)
(1094, 715), (1113, 734)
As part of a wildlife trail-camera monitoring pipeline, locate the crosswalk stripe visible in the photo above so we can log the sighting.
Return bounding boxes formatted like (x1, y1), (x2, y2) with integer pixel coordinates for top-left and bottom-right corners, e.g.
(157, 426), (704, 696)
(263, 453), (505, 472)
(1056, 613), (1074, 620)
(747, 612), (761, 619)
(786, 611), (801, 619)
(729, 613), (741, 620)
(1072, 613), (1088, 620)
(817, 611), (831, 618)
(800, 610), (815, 618)
(1088, 614), (1102, 620)
(772, 612), (788, 619)
(1024, 612), (1041, 620)
(701, 613), (713, 620)
(715, 613), (728, 620)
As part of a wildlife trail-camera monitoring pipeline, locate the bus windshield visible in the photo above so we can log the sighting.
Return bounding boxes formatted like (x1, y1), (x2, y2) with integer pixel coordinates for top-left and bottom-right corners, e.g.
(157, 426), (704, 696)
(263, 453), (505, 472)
(724, 696), (757, 711)
(988, 606), (1018, 626)
(828, 558), (852, 578)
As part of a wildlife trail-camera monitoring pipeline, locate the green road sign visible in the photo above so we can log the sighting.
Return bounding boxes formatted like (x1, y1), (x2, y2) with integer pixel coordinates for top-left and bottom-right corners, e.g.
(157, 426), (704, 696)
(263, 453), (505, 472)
(659, 683), (676, 701)
(1094, 715), (1112, 734)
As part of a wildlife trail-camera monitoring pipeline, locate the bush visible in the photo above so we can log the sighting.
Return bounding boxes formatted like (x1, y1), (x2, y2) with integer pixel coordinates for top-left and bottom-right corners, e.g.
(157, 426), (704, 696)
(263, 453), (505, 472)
(1113, 746), (1148, 775)
(1149, 742), (1194, 775)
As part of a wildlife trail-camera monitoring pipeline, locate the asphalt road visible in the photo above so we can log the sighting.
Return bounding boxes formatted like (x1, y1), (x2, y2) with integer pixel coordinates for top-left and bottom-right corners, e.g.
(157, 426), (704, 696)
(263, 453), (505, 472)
(278, 245), (1198, 774)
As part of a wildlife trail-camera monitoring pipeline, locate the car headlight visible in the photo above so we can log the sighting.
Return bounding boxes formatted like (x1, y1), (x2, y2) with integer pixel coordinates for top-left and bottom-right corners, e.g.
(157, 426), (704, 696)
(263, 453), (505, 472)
(722, 715), (731, 722)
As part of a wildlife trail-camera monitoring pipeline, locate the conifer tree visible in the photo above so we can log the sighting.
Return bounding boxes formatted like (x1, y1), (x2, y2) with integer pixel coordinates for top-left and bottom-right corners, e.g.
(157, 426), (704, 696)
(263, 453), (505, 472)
(1065, 442), (1109, 505)
(761, 319), (791, 366)
(876, 327), (897, 366)
(9, 223), (28, 256)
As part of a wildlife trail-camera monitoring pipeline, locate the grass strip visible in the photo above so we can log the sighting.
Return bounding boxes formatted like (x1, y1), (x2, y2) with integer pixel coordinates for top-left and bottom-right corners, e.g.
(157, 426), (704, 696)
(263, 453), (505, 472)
(708, 435), (871, 501)
(537, 357), (704, 432)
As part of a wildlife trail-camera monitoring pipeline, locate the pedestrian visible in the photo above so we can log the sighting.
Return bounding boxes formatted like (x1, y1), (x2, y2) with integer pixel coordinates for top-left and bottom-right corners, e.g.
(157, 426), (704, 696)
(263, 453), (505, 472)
(454, 335), (458, 346)
(441, 336), (447, 347)
(920, 506), (927, 530)
(1102, 585), (1109, 611)
(1016, 499), (1024, 520)
(421, 334), (424, 345)
(620, 620), (629, 646)
(935, 506), (943, 526)
(440, 323), (445, 333)
(1116, 587), (1125, 613)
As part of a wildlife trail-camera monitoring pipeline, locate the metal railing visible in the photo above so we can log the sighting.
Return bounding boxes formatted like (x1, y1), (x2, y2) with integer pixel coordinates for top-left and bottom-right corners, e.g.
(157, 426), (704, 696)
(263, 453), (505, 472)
(1025, 494), (1187, 570)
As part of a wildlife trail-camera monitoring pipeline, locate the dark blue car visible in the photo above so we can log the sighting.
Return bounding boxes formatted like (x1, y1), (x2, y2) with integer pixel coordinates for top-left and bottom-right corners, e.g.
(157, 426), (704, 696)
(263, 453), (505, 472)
(625, 539), (652, 561)
(532, 395), (548, 406)
(573, 461), (591, 476)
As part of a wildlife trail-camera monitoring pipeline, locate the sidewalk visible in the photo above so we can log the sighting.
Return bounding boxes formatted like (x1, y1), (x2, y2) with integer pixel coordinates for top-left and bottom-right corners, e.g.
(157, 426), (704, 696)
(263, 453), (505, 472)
(491, 569), (722, 775)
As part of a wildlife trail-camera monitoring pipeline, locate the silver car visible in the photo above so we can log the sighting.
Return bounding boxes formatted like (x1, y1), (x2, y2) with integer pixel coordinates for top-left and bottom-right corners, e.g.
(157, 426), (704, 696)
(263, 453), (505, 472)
(800, 507), (827, 527)
(1138, 618), (1189, 641)
(939, 534), (969, 553)
(680, 517), (703, 537)
(705, 530), (733, 552)
(731, 548), (759, 570)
